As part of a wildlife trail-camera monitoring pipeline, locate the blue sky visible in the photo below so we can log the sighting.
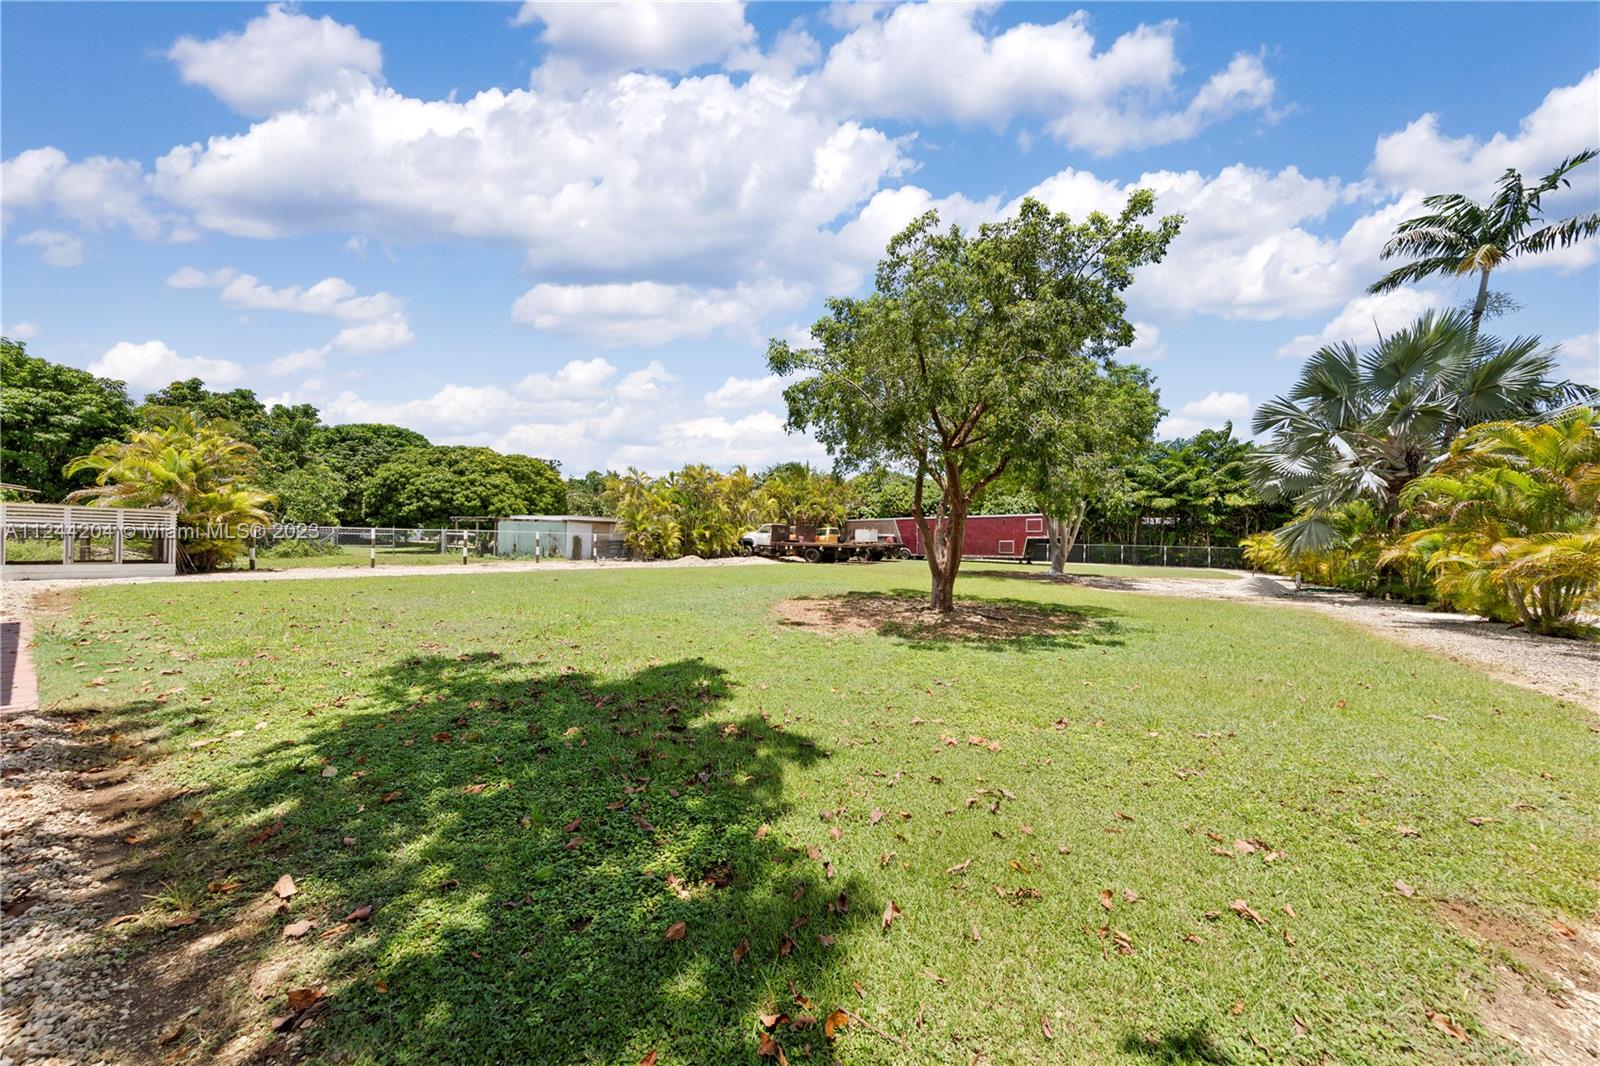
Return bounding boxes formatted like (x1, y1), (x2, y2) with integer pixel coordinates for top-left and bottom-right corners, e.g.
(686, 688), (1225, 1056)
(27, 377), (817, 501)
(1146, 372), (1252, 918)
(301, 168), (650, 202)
(4, 2), (1597, 474)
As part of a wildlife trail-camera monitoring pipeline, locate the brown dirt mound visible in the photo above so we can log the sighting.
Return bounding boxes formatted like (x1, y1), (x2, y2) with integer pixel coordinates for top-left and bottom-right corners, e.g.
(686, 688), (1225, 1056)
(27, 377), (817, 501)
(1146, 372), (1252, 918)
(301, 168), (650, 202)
(773, 593), (1101, 645)
(1438, 898), (1600, 1064)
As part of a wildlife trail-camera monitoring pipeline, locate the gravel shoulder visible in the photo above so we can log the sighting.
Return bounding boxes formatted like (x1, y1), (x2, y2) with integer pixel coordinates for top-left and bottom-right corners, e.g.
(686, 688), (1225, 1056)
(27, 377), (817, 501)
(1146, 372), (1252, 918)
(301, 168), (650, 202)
(1, 606), (138, 1065)
(1053, 570), (1600, 712)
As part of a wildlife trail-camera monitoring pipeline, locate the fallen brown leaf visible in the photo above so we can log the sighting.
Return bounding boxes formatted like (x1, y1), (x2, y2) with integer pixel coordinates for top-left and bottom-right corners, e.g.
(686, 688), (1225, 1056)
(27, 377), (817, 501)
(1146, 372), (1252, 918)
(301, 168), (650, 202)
(882, 899), (902, 930)
(283, 919), (315, 938)
(247, 820), (285, 846)
(273, 874), (297, 900)
(285, 987), (324, 1013)
(1228, 899), (1266, 926)
(663, 921), (687, 942)
(1427, 1009), (1468, 1043)
(1394, 880), (1416, 898)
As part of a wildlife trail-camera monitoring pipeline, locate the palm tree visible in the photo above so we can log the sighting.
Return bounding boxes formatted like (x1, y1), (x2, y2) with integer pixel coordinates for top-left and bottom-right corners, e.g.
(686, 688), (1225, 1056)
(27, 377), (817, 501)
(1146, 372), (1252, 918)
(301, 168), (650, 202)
(1386, 407), (1600, 634)
(1370, 150), (1600, 332)
(1251, 310), (1592, 550)
(65, 408), (274, 572)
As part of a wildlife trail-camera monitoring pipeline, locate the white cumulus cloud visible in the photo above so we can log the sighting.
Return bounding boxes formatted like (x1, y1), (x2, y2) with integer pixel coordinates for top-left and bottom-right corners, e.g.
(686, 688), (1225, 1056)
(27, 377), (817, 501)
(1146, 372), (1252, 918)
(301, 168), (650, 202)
(1158, 391), (1252, 439)
(1369, 69), (1600, 200)
(516, 1), (755, 80)
(1277, 287), (1447, 359)
(17, 229), (85, 267)
(168, 3), (384, 117)
(88, 340), (245, 391)
(810, 5), (1278, 154)
(512, 281), (805, 346)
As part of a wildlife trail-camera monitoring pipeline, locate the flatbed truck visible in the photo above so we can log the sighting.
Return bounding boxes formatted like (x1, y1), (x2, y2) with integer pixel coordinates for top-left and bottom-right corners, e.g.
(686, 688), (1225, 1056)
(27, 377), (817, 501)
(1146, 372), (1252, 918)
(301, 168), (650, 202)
(738, 522), (909, 562)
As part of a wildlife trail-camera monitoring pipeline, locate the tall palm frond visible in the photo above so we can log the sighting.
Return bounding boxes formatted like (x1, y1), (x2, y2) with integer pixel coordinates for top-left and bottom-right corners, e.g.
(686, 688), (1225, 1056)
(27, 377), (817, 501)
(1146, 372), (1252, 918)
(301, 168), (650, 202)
(1370, 149), (1600, 329)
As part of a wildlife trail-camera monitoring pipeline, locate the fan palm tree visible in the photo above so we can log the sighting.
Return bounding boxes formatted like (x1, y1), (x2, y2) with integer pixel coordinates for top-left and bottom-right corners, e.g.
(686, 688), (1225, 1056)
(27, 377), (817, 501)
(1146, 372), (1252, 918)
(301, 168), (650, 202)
(1386, 408), (1600, 633)
(1370, 150), (1600, 332)
(65, 408), (274, 572)
(1251, 310), (1592, 550)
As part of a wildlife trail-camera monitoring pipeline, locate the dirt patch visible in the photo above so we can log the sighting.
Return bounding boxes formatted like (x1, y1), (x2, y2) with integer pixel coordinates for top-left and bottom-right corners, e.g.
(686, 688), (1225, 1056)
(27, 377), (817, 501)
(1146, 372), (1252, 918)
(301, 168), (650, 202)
(1438, 899), (1600, 1063)
(774, 593), (1110, 646)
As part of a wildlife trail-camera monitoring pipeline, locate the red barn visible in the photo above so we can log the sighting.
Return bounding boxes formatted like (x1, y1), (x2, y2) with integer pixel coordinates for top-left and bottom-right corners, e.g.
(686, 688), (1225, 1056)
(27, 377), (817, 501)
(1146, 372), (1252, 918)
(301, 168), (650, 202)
(848, 514), (1047, 561)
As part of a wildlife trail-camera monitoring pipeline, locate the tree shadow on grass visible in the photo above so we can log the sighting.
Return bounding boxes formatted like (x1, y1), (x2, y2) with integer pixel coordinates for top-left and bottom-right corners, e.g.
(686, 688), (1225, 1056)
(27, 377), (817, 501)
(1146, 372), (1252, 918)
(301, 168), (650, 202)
(774, 589), (1125, 653)
(1119, 1025), (1236, 1063)
(86, 653), (875, 1064)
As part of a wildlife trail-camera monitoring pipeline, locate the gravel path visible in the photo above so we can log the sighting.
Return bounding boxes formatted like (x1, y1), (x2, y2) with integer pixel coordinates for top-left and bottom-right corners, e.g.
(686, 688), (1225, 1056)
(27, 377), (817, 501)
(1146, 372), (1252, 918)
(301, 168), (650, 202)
(1056, 571), (1600, 712)
(1, 595), (133, 1065)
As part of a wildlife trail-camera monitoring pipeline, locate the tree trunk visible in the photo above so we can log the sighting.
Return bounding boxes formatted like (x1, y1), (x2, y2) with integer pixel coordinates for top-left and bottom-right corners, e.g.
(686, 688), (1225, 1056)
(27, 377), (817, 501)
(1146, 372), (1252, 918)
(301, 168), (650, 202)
(927, 491), (967, 612)
(1469, 266), (1491, 336)
(1046, 498), (1086, 575)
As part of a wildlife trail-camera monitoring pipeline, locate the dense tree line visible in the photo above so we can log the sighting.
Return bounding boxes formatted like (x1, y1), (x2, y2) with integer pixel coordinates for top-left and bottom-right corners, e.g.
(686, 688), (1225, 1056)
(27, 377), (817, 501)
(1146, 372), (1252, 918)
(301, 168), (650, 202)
(0, 340), (564, 527)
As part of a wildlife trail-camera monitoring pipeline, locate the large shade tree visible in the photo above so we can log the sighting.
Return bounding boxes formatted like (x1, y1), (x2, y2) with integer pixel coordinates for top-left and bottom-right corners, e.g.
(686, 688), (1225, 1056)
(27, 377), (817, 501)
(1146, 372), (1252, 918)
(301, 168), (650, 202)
(1370, 149), (1599, 332)
(1010, 361), (1162, 572)
(362, 446), (564, 527)
(1, 338), (137, 499)
(1251, 310), (1594, 550)
(312, 423), (431, 523)
(769, 194), (1181, 611)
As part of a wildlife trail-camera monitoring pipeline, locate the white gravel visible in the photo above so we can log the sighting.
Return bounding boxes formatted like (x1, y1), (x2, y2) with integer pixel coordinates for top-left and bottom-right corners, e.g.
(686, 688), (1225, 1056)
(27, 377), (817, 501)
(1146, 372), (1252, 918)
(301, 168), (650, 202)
(0, 616), (127, 1066)
(1062, 571), (1600, 712)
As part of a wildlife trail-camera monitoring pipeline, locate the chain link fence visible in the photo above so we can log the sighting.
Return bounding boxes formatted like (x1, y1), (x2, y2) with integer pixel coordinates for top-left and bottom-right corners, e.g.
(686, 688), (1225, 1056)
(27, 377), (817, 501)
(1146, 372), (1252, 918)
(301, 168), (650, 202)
(250, 525), (631, 567)
(1064, 542), (1244, 569)
(247, 524), (1243, 570)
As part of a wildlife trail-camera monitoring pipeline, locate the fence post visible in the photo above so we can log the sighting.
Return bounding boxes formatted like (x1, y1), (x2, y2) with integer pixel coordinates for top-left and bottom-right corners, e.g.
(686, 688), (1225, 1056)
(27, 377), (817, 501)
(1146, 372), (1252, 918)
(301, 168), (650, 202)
(370, 527), (376, 568)
(1161, 545), (1167, 567)
(1207, 545), (1212, 568)
(1119, 544), (1124, 565)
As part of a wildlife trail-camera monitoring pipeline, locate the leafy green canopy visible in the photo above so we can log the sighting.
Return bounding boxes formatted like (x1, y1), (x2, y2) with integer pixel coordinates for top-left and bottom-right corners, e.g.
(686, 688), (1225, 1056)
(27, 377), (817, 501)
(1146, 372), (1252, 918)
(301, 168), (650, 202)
(1, 338), (136, 499)
(769, 193), (1180, 608)
(362, 446), (565, 528)
(312, 423), (432, 524)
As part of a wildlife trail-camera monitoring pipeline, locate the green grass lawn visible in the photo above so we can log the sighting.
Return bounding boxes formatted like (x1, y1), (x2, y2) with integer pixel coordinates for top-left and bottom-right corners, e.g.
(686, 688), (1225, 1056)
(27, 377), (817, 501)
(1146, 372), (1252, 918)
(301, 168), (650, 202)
(35, 561), (1597, 1064)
